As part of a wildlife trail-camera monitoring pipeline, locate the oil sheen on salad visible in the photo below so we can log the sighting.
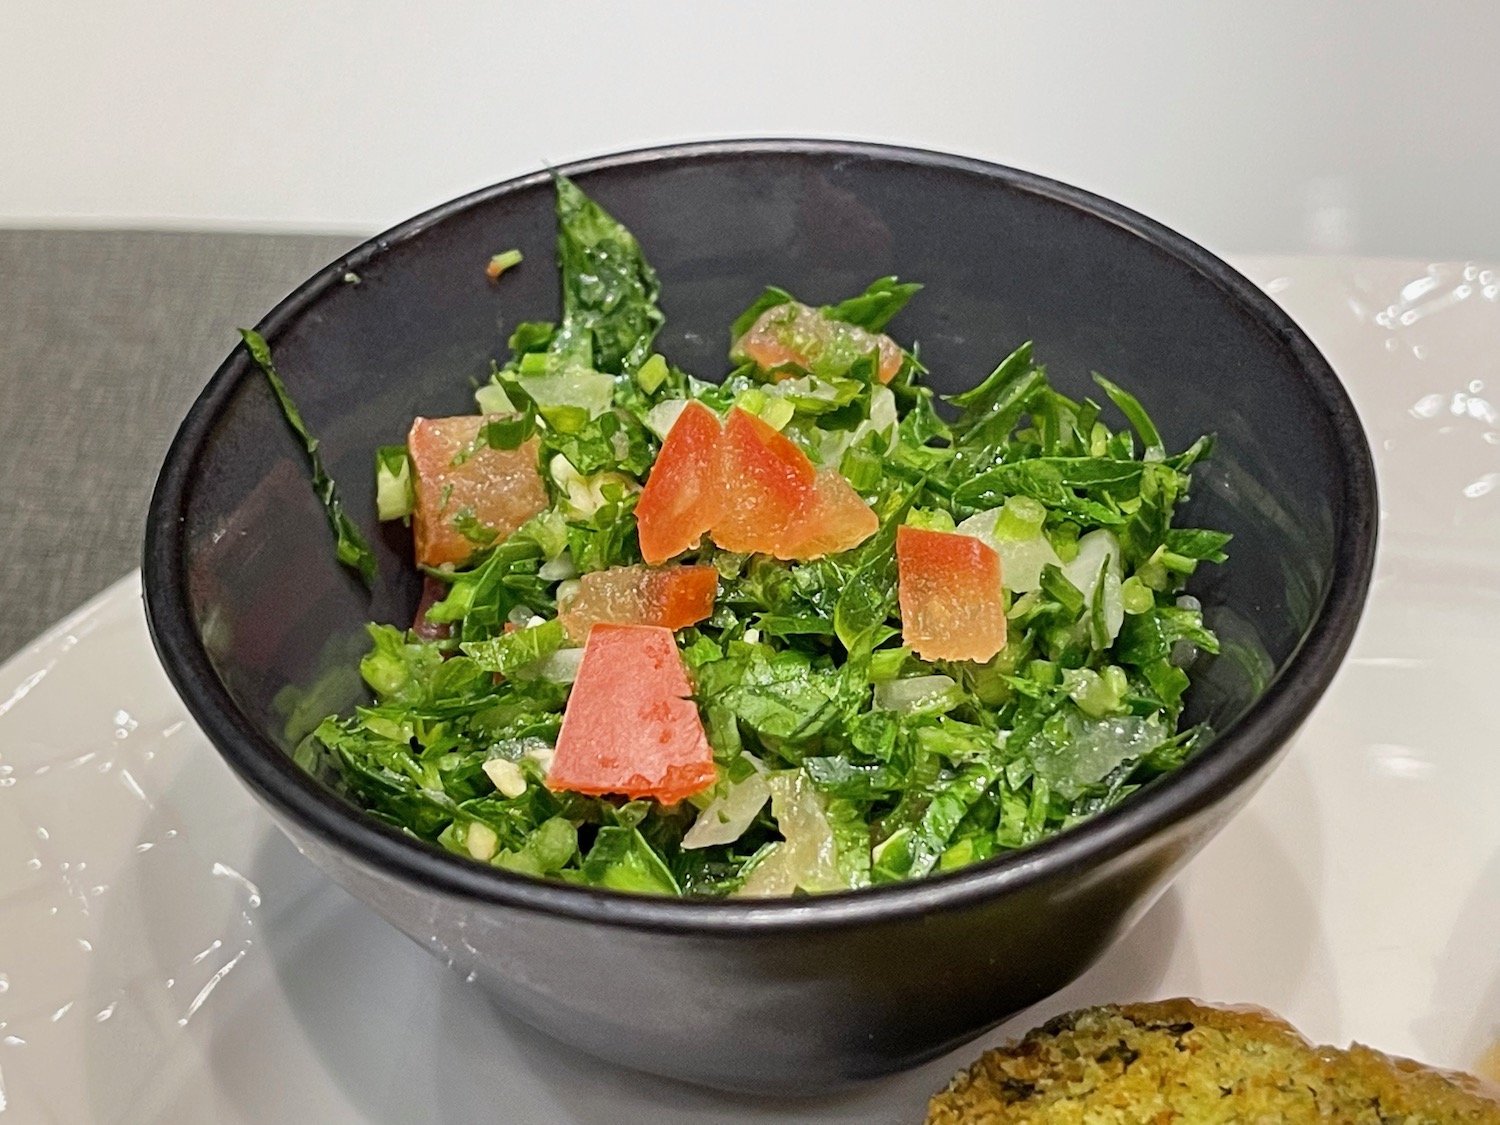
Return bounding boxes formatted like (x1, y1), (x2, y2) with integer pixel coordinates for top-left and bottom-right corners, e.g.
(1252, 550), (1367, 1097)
(277, 175), (1231, 898)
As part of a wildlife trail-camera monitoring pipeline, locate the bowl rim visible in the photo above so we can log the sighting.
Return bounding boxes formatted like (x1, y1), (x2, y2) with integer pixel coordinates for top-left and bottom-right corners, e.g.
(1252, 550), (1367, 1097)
(143, 137), (1378, 934)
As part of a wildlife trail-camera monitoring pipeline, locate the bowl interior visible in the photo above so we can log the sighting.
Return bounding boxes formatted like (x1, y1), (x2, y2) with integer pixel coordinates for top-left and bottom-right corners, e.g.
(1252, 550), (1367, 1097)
(154, 142), (1370, 886)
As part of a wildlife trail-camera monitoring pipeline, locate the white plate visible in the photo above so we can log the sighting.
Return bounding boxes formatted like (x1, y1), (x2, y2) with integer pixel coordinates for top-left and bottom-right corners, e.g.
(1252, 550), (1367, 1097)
(2, 257), (1498, 1123)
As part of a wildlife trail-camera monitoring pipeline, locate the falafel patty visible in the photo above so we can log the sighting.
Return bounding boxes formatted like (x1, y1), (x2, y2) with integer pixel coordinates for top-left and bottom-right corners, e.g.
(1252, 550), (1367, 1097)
(926, 1000), (1500, 1124)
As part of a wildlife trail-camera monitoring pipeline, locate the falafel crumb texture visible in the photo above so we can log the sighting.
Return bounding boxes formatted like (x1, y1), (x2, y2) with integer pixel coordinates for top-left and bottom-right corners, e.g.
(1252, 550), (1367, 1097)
(925, 1000), (1500, 1125)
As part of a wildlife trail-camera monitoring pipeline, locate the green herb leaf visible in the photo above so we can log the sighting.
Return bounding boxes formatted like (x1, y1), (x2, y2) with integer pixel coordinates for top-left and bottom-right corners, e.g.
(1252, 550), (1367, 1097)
(579, 826), (681, 894)
(240, 328), (376, 585)
(728, 286), (797, 341)
(948, 340), (1035, 414)
(1165, 528), (1233, 563)
(476, 404), (539, 452)
(452, 509), (498, 547)
(1093, 372), (1165, 457)
(548, 173), (664, 375)
(1039, 563), (1085, 619)
(823, 276), (921, 332)
(461, 619), (565, 676)
(359, 624), (444, 704)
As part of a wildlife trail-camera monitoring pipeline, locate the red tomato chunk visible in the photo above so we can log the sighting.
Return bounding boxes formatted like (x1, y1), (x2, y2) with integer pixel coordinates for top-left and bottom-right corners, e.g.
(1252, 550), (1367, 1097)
(710, 407), (815, 557)
(711, 408), (877, 560)
(407, 415), (548, 568)
(547, 624), (717, 805)
(779, 468), (882, 561)
(896, 525), (1007, 663)
(635, 401), (722, 564)
(558, 565), (719, 643)
(733, 300), (905, 385)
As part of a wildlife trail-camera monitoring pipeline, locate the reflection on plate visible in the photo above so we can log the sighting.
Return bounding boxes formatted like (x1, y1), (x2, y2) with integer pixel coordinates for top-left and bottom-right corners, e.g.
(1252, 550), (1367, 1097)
(1, 258), (1498, 1124)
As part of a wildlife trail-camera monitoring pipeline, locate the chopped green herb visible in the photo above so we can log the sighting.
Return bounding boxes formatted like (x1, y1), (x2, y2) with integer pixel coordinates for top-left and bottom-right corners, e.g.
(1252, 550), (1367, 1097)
(452, 509), (498, 547)
(240, 328), (376, 585)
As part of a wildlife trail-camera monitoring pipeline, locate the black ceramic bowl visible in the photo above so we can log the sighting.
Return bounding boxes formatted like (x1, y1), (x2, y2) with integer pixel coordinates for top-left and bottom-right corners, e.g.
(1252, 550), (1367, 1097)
(143, 140), (1376, 1095)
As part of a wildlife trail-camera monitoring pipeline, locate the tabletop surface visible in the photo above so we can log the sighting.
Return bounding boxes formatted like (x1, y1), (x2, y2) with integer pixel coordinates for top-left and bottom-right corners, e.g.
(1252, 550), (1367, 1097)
(0, 230), (357, 661)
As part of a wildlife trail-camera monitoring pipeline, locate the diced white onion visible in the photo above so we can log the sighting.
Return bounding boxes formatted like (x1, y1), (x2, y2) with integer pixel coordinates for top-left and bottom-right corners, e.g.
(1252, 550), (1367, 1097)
(525, 741), (555, 774)
(682, 757), (770, 849)
(1064, 530), (1125, 643)
(1004, 536), (1068, 593)
(515, 646), (585, 684)
(548, 453), (639, 517)
(735, 772), (845, 897)
(474, 381), (515, 415)
(482, 759), (528, 798)
(873, 674), (958, 714)
(586, 472), (638, 513)
(955, 508), (1064, 594)
(867, 385), (898, 445)
(550, 454), (595, 512)
(538, 552), (577, 581)
(644, 398), (690, 441)
(815, 385), (900, 465)
(465, 821), (500, 859)
(518, 370), (615, 418)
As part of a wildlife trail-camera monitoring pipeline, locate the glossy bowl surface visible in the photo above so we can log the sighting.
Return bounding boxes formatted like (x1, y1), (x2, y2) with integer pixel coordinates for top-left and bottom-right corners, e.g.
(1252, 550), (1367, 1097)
(143, 140), (1376, 1094)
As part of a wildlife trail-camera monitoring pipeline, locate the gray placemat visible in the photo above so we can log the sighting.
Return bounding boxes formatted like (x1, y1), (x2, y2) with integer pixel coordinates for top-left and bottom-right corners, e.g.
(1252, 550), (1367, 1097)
(0, 229), (360, 661)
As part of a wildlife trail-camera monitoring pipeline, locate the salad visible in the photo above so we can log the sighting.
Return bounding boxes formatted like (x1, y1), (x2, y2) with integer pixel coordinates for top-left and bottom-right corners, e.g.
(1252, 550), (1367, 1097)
(269, 175), (1229, 898)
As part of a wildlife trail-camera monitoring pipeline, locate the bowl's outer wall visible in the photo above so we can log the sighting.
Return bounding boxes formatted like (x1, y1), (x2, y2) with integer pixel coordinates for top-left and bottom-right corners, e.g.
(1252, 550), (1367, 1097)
(263, 737), (1282, 1093)
(150, 144), (1372, 1092)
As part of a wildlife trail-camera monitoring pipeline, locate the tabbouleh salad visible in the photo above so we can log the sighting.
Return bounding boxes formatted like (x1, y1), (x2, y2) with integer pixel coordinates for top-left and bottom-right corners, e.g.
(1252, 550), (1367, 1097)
(252, 175), (1229, 898)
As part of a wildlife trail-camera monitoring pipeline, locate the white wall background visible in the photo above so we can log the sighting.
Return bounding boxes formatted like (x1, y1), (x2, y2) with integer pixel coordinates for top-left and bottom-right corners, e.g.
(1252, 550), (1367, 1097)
(3, 1), (1497, 259)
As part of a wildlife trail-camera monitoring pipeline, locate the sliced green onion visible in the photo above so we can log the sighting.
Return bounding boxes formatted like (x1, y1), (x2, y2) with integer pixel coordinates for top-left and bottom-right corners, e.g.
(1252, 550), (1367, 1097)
(760, 396), (795, 431)
(486, 248), (523, 280)
(1120, 575), (1155, 614)
(636, 353), (669, 394)
(374, 445), (415, 521)
(839, 444), (883, 491)
(734, 386), (770, 416)
(995, 496), (1047, 541)
(905, 508), (956, 532)
(1160, 550), (1198, 575)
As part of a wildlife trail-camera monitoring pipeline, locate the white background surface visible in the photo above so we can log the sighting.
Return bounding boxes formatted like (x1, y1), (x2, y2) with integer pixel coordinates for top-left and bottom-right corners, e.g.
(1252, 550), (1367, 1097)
(4, 2), (1500, 259)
